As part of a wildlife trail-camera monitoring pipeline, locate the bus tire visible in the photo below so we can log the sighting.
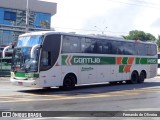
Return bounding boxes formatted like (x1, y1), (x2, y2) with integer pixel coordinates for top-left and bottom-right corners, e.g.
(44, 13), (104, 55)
(138, 71), (146, 83)
(109, 81), (117, 85)
(61, 74), (76, 91)
(43, 87), (51, 89)
(129, 71), (139, 84)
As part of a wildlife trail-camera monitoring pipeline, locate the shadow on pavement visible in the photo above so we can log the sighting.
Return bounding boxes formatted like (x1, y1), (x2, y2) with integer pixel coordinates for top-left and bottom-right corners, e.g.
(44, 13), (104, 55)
(19, 80), (160, 96)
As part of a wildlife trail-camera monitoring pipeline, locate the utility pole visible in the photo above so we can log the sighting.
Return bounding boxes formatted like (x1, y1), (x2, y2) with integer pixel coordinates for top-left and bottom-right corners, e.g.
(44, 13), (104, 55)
(26, 0), (29, 33)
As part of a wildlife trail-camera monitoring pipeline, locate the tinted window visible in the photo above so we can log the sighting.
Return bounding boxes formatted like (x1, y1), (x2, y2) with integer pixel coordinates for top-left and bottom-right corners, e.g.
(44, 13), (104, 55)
(149, 44), (157, 56)
(40, 34), (61, 71)
(4, 11), (16, 21)
(97, 39), (103, 54)
(84, 38), (97, 53)
(137, 43), (147, 56)
(81, 37), (86, 53)
(41, 51), (51, 67)
(98, 39), (112, 54)
(61, 35), (156, 56)
(62, 36), (81, 53)
(111, 41), (122, 54)
(122, 42), (136, 55)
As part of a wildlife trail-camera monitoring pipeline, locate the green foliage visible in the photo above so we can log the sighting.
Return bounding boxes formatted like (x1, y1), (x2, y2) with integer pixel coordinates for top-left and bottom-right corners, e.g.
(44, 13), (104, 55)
(123, 30), (156, 41)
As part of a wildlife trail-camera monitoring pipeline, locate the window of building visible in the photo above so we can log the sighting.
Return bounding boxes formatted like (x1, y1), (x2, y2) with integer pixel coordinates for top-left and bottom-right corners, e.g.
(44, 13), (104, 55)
(2, 30), (12, 46)
(4, 11), (16, 21)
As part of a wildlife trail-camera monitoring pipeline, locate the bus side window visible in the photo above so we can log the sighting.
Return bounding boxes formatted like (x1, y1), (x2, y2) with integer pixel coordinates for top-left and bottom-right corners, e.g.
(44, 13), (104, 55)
(106, 42), (112, 54)
(152, 45), (157, 56)
(122, 42), (136, 55)
(97, 39), (105, 54)
(62, 36), (81, 53)
(41, 51), (51, 67)
(83, 38), (92, 53)
(137, 43), (147, 56)
(111, 41), (122, 54)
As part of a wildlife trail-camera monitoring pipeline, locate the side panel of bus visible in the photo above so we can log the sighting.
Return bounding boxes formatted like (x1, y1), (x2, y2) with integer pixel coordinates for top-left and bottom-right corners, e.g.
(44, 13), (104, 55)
(78, 65), (97, 84)
(39, 34), (62, 87)
(40, 62), (62, 87)
(61, 55), (132, 85)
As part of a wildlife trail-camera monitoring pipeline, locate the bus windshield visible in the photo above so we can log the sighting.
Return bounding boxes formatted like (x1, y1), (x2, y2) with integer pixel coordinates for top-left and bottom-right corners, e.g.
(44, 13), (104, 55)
(12, 47), (40, 72)
(12, 35), (43, 72)
(17, 35), (43, 47)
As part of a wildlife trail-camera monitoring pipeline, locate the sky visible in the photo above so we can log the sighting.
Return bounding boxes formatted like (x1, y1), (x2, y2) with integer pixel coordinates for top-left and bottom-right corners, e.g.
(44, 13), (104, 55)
(40, 0), (160, 38)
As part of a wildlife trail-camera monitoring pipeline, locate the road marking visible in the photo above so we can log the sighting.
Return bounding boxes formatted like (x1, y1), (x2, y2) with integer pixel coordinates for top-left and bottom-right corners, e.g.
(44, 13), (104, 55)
(0, 92), (140, 103)
(0, 86), (160, 103)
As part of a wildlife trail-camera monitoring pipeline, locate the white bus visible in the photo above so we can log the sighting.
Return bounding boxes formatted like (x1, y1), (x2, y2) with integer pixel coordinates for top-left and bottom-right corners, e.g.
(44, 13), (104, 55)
(3, 31), (158, 90)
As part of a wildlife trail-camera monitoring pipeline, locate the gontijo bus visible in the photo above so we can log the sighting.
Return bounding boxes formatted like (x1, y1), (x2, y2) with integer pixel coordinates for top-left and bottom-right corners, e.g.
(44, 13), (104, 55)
(3, 31), (158, 90)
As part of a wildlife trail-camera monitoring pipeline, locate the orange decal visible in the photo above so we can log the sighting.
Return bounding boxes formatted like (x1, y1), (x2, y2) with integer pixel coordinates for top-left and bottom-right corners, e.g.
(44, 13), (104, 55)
(116, 57), (123, 64)
(128, 57), (134, 64)
(124, 65), (131, 73)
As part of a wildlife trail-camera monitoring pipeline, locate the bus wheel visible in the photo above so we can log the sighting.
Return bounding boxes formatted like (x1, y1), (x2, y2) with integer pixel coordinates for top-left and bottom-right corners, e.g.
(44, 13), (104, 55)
(129, 71), (139, 84)
(138, 71), (146, 83)
(43, 87), (51, 90)
(61, 74), (76, 91)
(109, 81), (117, 85)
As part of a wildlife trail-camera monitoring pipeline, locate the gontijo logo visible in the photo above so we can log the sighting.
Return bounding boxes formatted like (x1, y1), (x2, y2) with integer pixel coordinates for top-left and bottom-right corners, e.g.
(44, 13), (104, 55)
(74, 57), (100, 64)
(63, 55), (101, 65)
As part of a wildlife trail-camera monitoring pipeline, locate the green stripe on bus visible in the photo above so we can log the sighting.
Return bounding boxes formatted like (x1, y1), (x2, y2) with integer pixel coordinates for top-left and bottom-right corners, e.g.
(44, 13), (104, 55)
(62, 55), (68, 65)
(14, 72), (39, 78)
(136, 58), (140, 64)
(62, 55), (157, 65)
(119, 65), (125, 73)
(122, 57), (128, 64)
(62, 55), (115, 65)
(136, 58), (157, 64)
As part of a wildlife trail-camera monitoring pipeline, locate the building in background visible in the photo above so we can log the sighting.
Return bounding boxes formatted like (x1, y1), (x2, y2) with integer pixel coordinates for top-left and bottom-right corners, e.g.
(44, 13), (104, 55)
(0, 0), (57, 47)
(0, 0), (57, 76)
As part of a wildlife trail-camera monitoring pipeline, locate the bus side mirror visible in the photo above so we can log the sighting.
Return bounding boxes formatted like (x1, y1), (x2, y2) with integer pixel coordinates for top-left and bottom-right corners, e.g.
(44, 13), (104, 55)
(31, 44), (41, 59)
(2, 46), (11, 58)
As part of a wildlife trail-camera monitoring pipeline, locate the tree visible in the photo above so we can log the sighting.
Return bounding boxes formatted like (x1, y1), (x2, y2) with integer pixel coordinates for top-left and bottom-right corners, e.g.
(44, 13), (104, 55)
(123, 30), (156, 41)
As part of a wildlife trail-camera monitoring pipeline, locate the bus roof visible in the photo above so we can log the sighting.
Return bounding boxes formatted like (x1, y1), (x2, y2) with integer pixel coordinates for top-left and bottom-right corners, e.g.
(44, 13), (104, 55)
(19, 31), (156, 45)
